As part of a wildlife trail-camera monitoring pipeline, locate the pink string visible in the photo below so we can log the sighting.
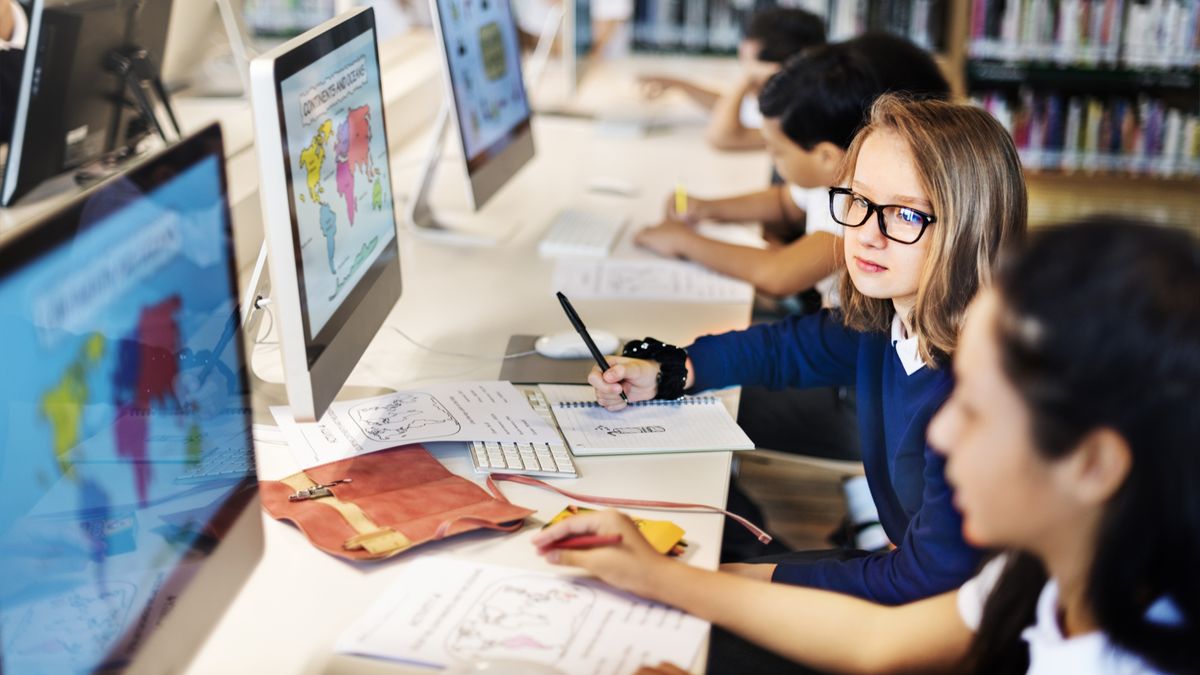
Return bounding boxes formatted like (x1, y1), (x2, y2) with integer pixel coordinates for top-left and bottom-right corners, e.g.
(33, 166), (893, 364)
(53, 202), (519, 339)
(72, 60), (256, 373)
(486, 473), (773, 544)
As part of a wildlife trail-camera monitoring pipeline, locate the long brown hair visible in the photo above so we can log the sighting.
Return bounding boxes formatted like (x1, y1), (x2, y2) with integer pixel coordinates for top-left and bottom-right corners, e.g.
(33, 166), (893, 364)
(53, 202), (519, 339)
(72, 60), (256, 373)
(836, 94), (1027, 365)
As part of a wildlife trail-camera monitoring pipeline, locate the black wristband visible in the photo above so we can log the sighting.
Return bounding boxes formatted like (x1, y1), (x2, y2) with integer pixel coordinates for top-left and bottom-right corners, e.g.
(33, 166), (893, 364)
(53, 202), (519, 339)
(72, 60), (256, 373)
(622, 337), (688, 400)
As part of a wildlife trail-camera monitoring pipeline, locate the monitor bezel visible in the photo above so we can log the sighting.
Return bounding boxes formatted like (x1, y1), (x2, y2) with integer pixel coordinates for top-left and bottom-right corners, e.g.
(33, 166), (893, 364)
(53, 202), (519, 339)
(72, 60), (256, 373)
(428, 0), (535, 210)
(249, 7), (402, 422)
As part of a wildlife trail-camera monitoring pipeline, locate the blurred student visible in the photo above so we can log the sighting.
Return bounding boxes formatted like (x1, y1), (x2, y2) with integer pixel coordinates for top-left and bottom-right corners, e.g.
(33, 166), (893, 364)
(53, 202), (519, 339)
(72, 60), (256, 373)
(538, 219), (1200, 675)
(638, 7), (825, 151)
(1, 0), (27, 145)
(638, 33), (949, 303)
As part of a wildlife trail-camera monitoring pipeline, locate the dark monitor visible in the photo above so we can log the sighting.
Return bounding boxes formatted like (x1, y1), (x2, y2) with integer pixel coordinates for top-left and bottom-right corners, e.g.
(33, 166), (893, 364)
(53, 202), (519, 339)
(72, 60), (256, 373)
(1, 0), (177, 206)
(0, 123), (262, 673)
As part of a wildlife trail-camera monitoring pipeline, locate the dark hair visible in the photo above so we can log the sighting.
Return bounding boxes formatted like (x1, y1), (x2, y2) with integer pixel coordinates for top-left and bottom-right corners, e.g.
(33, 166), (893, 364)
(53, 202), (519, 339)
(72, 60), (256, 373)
(758, 32), (949, 150)
(964, 218), (1200, 674)
(743, 7), (825, 62)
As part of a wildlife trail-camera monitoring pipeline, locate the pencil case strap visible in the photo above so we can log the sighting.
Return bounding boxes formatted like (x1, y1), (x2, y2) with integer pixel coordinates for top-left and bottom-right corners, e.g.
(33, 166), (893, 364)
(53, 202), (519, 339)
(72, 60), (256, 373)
(486, 473), (772, 544)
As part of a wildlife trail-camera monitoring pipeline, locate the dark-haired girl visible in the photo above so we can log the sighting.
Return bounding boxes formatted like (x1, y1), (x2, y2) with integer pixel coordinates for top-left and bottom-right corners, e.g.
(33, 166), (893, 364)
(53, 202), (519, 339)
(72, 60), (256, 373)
(534, 219), (1200, 674)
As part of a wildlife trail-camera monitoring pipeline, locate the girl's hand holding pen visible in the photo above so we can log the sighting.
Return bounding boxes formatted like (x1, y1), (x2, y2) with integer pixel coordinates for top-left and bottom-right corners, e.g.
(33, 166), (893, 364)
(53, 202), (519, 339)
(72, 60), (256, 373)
(533, 510), (669, 598)
(586, 356), (661, 411)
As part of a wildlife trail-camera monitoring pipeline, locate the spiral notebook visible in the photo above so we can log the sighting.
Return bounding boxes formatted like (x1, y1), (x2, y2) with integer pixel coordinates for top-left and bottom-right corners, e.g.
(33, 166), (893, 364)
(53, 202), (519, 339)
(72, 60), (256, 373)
(538, 385), (754, 456)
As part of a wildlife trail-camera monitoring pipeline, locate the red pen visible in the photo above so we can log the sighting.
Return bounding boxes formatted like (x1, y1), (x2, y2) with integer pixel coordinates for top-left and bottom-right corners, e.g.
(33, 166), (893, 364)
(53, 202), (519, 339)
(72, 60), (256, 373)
(542, 534), (623, 551)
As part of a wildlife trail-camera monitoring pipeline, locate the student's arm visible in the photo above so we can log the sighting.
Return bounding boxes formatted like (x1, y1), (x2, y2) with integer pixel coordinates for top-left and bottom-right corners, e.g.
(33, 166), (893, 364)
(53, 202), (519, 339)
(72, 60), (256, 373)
(0, 2), (14, 42)
(637, 75), (722, 109)
(533, 511), (974, 673)
(705, 76), (765, 151)
(588, 311), (859, 410)
(635, 225), (840, 297)
(666, 184), (804, 226)
(773, 441), (983, 605)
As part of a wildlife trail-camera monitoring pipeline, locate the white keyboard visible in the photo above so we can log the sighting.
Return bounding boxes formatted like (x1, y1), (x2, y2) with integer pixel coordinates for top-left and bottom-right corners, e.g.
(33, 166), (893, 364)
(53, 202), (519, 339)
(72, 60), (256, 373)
(537, 208), (627, 258)
(470, 388), (578, 478)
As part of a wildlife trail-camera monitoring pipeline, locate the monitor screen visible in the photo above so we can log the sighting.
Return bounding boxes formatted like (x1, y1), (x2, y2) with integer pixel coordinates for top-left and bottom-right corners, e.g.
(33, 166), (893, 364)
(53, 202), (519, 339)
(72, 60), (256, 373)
(434, 0), (532, 171)
(276, 22), (397, 343)
(0, 126), (256, 673)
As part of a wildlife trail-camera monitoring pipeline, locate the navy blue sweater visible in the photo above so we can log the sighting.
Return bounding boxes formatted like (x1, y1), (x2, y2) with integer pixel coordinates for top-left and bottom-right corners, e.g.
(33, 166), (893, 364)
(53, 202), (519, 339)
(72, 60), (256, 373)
(687, 310), (981, 605)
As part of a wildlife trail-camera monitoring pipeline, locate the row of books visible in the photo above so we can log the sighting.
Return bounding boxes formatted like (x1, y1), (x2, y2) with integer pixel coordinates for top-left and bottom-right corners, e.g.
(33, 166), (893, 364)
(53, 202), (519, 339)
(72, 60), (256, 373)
(969, 0), (1200, 69)
(975, 89), (1200, 176)
(630, 0), (948, 54)
(244, 0), (335, 37)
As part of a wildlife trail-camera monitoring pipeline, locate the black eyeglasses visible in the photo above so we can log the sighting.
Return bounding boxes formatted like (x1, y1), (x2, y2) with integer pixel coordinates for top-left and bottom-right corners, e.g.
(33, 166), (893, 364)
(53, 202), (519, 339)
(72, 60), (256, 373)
(828, 187), (937, 245)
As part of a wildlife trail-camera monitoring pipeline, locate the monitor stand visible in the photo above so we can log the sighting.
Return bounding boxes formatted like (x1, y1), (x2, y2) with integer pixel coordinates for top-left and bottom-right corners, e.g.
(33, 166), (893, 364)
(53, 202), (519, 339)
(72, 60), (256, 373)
(75, 45), (184, 186)
(239, 244), (393, 424)
(405, 107), (500, 248)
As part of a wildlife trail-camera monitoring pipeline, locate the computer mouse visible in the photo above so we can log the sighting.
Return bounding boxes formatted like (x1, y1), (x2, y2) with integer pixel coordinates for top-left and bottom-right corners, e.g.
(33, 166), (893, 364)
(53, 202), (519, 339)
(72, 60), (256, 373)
(534, 330), (620, 359)
(445, 659), (566, 675)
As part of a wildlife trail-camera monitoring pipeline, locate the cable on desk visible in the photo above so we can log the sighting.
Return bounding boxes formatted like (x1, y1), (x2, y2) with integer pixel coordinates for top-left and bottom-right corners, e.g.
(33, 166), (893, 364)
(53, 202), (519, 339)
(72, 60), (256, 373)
(390, 326), (537, 360)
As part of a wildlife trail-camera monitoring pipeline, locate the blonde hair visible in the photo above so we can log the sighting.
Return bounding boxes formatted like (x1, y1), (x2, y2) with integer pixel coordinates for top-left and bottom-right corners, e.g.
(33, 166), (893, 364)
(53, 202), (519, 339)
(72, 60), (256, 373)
(837, 94), (1027, 365)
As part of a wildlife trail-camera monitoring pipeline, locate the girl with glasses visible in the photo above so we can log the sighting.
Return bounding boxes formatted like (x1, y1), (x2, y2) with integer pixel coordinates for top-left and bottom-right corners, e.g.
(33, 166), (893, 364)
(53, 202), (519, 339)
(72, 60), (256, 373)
(537, 219), (1199, 674)
(579, 95), (1027, 614)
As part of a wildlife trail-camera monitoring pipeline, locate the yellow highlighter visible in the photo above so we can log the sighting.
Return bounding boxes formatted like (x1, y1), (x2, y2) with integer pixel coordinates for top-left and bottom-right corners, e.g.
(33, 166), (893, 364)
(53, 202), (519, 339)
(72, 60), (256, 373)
(675, 182), (688, 217)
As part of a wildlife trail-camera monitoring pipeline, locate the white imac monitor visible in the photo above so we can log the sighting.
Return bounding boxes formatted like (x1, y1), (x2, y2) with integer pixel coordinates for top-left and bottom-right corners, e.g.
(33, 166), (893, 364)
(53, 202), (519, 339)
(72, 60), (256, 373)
(411, 0), (535, 234)
(248, 7), (401, 422)
(0, 124), (262, 674)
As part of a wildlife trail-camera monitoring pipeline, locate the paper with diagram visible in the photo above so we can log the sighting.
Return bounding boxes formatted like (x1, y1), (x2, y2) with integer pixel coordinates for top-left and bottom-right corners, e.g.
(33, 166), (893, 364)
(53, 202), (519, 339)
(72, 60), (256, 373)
(269, 381), (560, 469)
(539, 384), (754, 455)
(552, 258), (754, 303)
(336, 556), (709, 674)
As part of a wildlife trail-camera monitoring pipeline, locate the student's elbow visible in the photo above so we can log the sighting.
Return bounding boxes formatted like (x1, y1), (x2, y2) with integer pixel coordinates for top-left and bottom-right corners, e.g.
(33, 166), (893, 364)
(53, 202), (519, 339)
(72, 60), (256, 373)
(705, 127), (742, 151)
(750, 263), (802, 298)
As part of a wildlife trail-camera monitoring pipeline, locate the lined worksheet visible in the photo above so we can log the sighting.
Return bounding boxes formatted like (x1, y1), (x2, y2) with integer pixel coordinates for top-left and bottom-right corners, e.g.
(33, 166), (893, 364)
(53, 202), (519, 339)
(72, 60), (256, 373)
(551, 258), (754, 303)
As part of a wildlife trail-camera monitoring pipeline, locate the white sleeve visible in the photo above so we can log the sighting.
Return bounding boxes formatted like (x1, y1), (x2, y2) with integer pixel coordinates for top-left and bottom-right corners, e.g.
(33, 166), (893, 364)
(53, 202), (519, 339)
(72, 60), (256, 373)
(803, 187), (841, 236)
(956, 555), (1009, 632)
(591, 0), (632, 21)
(0, 1), (27, 50)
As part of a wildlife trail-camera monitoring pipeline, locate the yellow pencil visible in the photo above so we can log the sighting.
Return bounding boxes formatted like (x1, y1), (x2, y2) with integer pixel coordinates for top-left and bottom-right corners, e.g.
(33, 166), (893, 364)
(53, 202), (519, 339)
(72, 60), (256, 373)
(675, 182), (687, 216)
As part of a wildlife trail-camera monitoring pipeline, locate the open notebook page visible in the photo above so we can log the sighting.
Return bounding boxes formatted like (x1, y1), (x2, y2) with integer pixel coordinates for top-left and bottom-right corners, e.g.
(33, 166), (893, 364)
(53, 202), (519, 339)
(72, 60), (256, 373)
(539, 384), (754, 455)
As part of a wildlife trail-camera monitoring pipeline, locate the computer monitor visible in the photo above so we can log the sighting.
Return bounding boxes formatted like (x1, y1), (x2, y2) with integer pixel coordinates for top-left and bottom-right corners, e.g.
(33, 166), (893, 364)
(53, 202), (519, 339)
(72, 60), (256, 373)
(564, 0), (592, 93)
(409, 0), (535, 233)
(0, 123), (262, 674)
(1, 0), (179, 206)
(248, 7), (401, 422)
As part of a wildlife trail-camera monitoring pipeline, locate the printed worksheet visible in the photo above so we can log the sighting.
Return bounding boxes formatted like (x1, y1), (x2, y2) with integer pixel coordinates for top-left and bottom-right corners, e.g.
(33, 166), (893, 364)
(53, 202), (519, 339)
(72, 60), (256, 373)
(269, 381), (560, 468)
(552, 258), (753, 303)
(336, 557), (709, 674)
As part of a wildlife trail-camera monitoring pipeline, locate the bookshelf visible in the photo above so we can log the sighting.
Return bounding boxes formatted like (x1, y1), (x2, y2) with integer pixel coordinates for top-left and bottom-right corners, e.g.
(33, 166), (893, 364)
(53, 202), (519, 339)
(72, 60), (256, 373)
(630, 0), (969, 94)
(963, 0), (1200, 180)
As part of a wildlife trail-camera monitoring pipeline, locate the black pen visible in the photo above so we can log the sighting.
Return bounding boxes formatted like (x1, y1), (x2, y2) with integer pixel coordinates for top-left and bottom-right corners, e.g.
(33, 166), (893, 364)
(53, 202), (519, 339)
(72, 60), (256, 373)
(556, 291), (628, 402)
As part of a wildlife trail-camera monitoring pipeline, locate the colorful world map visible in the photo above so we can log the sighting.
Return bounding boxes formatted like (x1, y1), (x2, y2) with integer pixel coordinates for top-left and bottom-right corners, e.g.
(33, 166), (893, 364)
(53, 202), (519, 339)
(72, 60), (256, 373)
(40, 296), (189, 506)
(298, 104), (386, 281)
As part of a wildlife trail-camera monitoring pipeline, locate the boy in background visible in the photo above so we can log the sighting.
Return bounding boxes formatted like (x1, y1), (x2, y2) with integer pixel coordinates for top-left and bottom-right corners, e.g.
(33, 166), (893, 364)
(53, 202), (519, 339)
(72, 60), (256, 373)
(638, 7), (825, 151)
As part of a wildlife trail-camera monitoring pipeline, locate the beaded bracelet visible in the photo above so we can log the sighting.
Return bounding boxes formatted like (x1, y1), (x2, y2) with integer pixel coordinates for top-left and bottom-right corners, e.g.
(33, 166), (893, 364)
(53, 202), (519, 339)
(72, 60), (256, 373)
(622, 337), (689, 400)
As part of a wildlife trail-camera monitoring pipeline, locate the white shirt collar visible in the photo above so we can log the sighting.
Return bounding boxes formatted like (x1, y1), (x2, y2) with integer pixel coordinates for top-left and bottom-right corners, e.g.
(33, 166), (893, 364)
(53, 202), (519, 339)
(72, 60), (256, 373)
(1021, 578), (1182, 675)
(890, 315), (925, 376)
(0, 1), (27, 51)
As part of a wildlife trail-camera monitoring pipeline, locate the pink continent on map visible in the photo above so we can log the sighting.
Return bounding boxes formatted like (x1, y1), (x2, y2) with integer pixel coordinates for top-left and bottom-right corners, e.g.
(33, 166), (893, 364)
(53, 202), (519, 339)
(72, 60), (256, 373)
(334, 105), (373, 226)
